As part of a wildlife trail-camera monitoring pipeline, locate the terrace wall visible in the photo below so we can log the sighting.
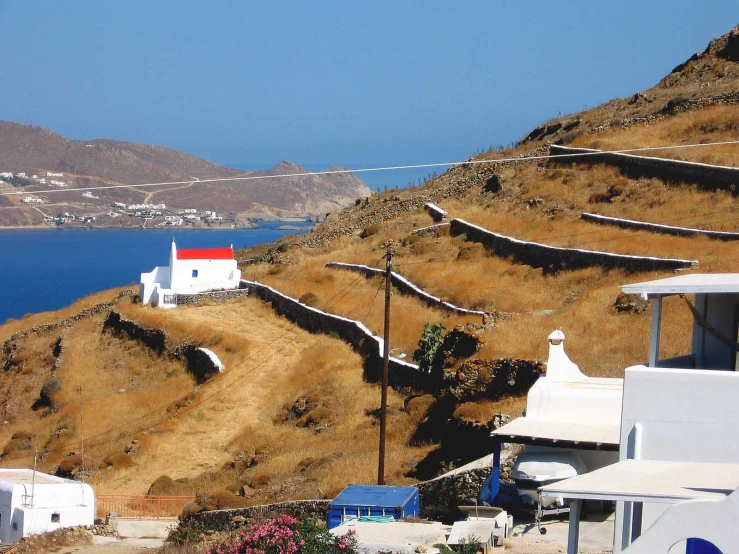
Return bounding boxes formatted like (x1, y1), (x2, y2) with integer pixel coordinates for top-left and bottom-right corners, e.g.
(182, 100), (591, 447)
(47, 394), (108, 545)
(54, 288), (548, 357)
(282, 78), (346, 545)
(449, 218), (697, 273)
(240, 280), (430, 390)
(549, 144), (739, 193)
(325, 262), (486, 319)
(582, 212), (739, 241)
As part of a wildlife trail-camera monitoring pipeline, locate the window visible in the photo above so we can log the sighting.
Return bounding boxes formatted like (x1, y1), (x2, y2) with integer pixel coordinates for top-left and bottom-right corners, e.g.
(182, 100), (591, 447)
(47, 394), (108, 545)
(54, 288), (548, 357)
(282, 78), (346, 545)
(51, 513), (60, 523)
(192, 269), (198, 278)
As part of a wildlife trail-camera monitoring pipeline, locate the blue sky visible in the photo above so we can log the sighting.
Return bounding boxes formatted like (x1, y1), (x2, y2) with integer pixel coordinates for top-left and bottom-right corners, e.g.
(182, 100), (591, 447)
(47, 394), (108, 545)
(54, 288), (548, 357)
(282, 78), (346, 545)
(0, 1), (735, 182)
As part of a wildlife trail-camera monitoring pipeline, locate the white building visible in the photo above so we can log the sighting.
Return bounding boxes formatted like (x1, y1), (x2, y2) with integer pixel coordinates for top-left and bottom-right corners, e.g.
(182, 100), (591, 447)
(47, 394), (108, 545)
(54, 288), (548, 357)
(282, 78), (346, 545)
(535, 274), (739, 554)
(22, 197), (44, 204)
(139, 240), (241, 307)
(490, 332), (622, 515)
(47, 172), (63, 177)
(0, 469), (94, 544)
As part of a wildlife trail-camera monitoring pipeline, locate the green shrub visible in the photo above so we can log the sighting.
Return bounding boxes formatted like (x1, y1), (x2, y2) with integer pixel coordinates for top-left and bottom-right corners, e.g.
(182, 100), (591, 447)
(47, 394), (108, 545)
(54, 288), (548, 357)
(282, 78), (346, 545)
(412, 323), (446, 372)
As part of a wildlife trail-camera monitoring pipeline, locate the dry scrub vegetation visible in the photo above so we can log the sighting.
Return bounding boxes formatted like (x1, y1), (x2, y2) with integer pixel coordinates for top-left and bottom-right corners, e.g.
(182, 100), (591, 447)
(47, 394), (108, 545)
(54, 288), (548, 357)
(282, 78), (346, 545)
(0, 68), (737, 509)
(571, 105), (739, 166)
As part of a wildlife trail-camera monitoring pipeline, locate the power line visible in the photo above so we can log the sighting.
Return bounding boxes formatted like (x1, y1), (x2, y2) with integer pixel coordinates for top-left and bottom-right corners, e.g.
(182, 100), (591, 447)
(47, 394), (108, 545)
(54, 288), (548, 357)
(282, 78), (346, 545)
(2, 139), (738, 197)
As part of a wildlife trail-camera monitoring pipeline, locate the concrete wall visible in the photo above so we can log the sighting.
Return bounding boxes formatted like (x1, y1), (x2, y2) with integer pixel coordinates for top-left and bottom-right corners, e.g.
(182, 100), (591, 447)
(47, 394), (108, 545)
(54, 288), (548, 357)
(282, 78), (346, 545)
(617, 366), (739, 550)
(171, 258), (241, 294)
(582, 212), (739, 241)
(450, 218), (697, 273)
(240, 281), (429, 390)
(550, 144), (739, 193)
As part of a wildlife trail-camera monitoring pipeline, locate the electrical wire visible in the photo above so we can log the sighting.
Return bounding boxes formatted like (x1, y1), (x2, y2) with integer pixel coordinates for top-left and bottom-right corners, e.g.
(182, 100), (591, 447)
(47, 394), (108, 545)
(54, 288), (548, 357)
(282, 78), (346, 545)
(2, 139), (737, 196)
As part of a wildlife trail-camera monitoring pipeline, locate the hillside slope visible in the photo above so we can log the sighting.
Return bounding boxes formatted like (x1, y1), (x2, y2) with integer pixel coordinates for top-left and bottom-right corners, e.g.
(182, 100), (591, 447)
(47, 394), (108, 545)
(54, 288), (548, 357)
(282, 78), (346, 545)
(0, 121), (372, 224)
(0, 25), (738, 508)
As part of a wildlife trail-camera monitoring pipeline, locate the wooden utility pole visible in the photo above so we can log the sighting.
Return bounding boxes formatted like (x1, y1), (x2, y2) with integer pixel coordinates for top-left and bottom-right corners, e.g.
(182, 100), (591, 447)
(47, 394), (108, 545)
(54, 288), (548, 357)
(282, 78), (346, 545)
(30, 449), (37, 507)
(78, 386), (85, 482)
(378, 248), (392, 485)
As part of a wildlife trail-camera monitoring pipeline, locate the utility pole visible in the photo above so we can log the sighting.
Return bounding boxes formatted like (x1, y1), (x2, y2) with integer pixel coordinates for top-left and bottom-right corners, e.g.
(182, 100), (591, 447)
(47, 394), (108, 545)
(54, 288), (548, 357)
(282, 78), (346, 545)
(78, 386), (85, 482)
(30, 449), (37, 507)
(378, 248), (392, 485)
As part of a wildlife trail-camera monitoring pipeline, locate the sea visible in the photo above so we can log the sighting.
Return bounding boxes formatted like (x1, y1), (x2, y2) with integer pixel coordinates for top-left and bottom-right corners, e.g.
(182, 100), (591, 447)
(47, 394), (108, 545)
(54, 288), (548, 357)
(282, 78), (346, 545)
(0, 221), (312, 323)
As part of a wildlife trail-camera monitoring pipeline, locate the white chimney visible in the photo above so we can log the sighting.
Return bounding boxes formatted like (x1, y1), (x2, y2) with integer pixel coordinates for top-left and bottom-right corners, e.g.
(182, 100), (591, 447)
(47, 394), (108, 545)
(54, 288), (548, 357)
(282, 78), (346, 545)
(545, 330), (587, 382)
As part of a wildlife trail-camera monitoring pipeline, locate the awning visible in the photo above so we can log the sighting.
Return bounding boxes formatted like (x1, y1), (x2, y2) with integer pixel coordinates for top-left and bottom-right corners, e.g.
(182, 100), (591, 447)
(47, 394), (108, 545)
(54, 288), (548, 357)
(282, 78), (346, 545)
(622, 273), (739, 299)
(490, 417), (620, 450)
(541, 459), (739, 503)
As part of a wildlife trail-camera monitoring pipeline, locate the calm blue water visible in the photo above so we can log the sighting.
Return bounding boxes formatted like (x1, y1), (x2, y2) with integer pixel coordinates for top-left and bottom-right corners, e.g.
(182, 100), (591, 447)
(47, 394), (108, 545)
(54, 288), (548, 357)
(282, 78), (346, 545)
(0, 222), (312, 322)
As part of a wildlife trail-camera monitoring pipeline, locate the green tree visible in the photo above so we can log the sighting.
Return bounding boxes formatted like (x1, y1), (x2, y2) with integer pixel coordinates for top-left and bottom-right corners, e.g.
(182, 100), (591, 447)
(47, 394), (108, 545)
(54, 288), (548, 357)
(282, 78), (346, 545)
(412, 323), (446, 372)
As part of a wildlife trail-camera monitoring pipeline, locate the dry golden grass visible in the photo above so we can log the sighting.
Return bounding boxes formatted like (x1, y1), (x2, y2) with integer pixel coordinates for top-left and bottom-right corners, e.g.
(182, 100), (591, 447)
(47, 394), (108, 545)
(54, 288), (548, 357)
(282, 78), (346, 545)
(453, 398), (527, 422)
(0, 285), (133, 342)
(571, 105), (739, 166)
(2, 83), (738, 503)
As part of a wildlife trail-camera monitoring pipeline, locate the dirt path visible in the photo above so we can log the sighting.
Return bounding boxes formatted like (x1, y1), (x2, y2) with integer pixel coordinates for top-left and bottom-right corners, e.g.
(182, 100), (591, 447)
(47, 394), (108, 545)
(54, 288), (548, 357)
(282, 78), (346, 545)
(142, 179), (199, 204)
(57, 538), (161, 553)
(94, 301), (310, 494)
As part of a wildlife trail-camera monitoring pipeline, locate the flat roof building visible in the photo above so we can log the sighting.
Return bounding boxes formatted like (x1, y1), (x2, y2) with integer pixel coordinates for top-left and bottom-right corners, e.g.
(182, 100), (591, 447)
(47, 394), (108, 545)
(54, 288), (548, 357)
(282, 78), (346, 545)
(0, 469), (94, 544)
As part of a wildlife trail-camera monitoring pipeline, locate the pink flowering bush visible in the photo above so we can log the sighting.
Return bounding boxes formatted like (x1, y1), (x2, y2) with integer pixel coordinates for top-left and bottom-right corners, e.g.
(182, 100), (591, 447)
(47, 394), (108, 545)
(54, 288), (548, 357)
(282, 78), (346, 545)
(204, 514), (358, 554)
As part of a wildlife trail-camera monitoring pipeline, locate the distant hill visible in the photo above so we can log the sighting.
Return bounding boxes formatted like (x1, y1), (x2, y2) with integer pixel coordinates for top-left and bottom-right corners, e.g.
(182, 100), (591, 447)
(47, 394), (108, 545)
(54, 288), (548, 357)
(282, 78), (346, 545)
(0, 121), (372, 224)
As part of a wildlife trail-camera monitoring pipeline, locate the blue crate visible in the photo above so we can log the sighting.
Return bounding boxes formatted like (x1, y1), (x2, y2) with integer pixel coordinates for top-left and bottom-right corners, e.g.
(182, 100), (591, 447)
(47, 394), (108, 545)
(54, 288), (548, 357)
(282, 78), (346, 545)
(327, 484), (420, 529)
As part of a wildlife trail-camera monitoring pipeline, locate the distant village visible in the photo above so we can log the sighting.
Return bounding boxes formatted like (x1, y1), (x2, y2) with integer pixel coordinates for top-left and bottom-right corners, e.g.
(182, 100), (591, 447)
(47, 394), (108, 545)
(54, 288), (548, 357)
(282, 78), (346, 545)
(0, 170), (230, 227)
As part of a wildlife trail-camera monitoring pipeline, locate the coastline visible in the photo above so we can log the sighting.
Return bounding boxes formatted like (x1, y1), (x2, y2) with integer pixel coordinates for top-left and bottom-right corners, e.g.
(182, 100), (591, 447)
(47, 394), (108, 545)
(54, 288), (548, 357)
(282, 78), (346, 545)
(0, 223), (313, 321)
(0, 219), (314, 231)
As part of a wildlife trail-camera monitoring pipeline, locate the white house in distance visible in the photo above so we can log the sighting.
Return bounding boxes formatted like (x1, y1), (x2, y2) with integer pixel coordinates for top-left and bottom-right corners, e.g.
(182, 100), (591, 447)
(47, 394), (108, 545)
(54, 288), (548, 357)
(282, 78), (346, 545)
(0, 469), (94, 544)
(139, 240), (241, 307)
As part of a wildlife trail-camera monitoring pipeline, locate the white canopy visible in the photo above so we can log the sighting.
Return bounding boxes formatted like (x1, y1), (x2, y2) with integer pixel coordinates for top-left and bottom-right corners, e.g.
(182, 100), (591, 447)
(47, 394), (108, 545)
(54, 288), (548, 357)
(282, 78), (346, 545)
(622, 273), (739, 299)
(540, 459), (739, 504)
(490, 417), (620, 450)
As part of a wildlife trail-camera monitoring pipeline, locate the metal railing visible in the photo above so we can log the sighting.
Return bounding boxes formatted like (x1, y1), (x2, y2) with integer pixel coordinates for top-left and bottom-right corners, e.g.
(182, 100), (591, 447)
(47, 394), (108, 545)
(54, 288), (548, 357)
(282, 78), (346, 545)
(96, 495), (194, 520)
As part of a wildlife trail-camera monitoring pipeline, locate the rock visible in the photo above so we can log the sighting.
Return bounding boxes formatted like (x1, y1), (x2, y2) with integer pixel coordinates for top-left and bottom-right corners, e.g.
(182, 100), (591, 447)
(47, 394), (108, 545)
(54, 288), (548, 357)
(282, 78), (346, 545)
(614, 292), (649, 314)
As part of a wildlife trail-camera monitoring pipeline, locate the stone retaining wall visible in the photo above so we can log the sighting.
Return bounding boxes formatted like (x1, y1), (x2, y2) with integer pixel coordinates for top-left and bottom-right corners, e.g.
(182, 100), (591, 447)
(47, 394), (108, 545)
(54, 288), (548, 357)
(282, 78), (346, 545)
(103, 311), (222, 382)
(550, 144), (739, 193)
(582, 212), (739, 241)
(240, 280), (430, 390)
(189, 500), (331, 532)
(2, 289), (134, 357)
(410, 223), (449, 237)
(325, 262), (486, 319)
(450, 218), (698, 273)
(424, 202), (448, 223)
(174, 288), (250, 306)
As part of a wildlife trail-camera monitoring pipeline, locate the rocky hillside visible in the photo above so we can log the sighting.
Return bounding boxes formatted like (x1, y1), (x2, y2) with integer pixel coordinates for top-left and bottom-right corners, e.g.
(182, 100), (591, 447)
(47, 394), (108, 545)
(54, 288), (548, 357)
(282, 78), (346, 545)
(1, 25), (738, 515)
(0, 121), (372, 224)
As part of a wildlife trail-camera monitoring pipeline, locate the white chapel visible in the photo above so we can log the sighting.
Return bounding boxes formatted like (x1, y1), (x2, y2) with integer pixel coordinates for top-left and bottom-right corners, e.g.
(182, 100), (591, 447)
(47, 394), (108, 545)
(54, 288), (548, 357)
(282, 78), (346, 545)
(139, 239), (241, 307)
